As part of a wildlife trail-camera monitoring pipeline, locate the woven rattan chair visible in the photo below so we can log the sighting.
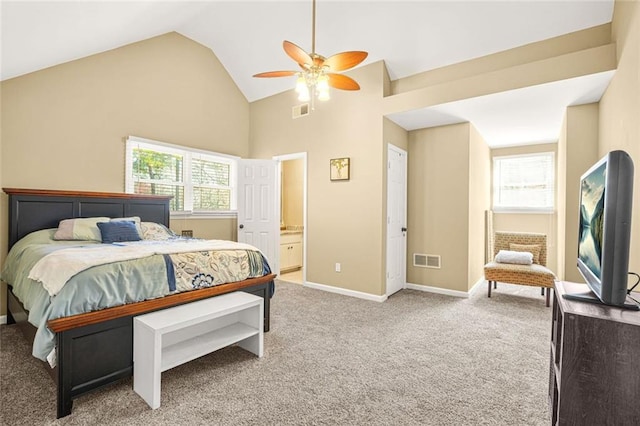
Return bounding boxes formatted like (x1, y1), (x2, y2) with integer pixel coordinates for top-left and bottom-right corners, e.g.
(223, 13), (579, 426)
(484, 231), (556, 306)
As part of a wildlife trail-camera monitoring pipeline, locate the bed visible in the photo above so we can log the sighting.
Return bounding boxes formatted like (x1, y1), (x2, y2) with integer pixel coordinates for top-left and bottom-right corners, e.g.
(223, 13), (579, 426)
(1, 188), (276, 418)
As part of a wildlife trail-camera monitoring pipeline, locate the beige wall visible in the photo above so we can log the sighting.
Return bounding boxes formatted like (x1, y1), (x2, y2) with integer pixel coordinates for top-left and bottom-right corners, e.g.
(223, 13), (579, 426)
(491, 143), (559, 273)
(599, 0), (640, 288)
(384, 25), (615, 116)
(383, 117), (409, 152)
(282, 158), (304, 227)
(468, 125), (491, 289)
(392, 24), (612, 95)
(407, 123), (471, 292)
(1, 33), (250, 193)
(558, 104), (600, 282)
(250, 61), (387, 296)
(170, 218), (237, 241)
(0, 32), (250, 315)
(407, 123), (489, 292)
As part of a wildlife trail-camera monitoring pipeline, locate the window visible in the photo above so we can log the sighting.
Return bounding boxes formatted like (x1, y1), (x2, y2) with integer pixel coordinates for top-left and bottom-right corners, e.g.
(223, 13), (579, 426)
(493, 152), (555, 212)
(126, 136), (237, 215)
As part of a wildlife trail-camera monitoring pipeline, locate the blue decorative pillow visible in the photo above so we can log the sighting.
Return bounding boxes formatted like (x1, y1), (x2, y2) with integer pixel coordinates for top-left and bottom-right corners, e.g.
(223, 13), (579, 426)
(97, 221), (142, 244)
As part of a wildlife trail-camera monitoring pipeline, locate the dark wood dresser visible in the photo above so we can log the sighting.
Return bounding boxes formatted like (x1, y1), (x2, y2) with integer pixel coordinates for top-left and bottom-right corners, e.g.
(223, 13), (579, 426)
(550, 281), (640, 425)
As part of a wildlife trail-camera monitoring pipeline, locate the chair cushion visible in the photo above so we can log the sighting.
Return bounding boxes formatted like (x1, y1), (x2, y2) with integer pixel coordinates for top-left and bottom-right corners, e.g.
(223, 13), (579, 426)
(484, 261), (556, 288)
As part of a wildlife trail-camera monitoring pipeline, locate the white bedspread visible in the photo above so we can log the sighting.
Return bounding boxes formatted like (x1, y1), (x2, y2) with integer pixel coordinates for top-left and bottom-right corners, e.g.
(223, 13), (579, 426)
(28, 239), (260, 297)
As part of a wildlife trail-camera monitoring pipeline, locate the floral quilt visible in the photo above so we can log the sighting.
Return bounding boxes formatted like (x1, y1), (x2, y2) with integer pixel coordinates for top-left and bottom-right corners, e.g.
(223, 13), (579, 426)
(166, 249), (269, 292)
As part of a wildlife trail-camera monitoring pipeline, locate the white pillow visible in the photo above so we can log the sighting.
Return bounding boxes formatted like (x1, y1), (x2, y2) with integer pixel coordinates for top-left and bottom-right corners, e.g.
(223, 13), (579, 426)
(53, 217), (111, 241)
(495, 250), (533, 265)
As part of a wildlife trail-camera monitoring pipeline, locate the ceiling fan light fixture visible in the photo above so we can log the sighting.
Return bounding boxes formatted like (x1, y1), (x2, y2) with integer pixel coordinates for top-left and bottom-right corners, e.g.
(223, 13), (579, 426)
(296, 75), (311, 101)
(295, 75), (307, 94)
(253, 0), (367, 109)
(317, 74), (330, 101)
(298, 86), (311, 102)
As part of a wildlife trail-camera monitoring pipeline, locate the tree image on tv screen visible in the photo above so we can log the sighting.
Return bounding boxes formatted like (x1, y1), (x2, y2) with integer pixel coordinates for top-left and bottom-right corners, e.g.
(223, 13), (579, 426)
(590, 193), (604, 257)
(579, 163), (607, 278)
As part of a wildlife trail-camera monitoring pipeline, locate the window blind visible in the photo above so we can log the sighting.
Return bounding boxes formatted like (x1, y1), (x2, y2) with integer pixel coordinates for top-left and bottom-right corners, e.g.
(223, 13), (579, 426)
(125, 136), (237, 213)
(493, 152), (555, 212)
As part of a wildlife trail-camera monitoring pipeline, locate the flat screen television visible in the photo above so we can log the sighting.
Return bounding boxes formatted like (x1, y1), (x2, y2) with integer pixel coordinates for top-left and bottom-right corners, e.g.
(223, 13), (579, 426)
(565, 150), (637, 310)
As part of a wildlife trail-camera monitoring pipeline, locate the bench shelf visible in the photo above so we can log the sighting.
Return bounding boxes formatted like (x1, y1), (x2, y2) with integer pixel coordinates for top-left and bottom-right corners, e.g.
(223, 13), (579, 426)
(133, 292), (264, 409)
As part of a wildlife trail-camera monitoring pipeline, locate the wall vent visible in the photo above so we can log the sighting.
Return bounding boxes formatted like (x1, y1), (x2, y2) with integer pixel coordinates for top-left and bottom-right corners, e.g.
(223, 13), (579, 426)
(292, 103), (310, 119)
(413, 253), (441, 269)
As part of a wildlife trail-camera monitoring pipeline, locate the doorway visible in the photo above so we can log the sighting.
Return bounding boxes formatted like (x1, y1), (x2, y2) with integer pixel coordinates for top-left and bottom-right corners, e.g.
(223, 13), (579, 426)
(274, 152), (307, 284)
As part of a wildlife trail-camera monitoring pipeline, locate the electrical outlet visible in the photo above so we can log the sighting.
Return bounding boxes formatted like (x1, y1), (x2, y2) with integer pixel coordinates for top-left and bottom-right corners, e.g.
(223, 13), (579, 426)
(335, 263), (341, 272)
(181, 230), (193, 237)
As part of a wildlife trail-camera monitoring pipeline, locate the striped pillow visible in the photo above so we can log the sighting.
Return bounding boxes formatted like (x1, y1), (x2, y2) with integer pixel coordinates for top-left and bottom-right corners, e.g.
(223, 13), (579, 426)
(110, 216), (142, 235)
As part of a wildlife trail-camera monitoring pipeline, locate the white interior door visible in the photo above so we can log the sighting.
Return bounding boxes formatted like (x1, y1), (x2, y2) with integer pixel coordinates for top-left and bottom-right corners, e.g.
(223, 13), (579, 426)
(386, 144), (407, 296)
(237, 159), (279, 274)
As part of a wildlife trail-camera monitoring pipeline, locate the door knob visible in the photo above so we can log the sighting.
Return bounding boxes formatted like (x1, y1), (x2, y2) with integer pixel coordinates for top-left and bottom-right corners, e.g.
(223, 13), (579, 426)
(239, 224), (244, 229)
(401, 227), (407, 232)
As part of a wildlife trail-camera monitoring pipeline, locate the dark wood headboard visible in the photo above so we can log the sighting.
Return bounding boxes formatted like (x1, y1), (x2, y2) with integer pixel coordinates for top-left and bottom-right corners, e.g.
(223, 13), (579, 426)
(3, 188), (172, 249)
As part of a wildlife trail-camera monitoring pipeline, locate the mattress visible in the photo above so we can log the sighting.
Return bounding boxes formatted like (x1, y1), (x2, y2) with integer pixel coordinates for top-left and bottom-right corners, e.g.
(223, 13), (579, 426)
(1, 229), (272, 362)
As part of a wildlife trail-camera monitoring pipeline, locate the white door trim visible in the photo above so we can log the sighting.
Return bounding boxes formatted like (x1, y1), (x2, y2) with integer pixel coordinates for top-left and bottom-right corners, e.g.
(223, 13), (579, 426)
(273, 152), (308, 283)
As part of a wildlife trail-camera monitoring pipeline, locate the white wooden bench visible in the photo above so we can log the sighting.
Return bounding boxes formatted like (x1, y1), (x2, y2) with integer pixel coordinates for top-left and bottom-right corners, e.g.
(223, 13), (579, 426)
(133, 291), (263, 409)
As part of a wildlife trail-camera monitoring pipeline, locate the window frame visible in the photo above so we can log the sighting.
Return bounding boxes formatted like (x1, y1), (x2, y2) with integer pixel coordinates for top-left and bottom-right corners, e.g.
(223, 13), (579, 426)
(125, 136), (238, 218)
(492, 151), (555, 214)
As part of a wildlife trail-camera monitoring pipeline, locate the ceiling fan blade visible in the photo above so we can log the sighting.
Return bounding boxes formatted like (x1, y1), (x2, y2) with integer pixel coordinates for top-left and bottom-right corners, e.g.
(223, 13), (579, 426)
(324, 51), (368, 72)
(283, 41), (313, 67)
(327, 73), (361, 91)
(253, 71), (298, 78)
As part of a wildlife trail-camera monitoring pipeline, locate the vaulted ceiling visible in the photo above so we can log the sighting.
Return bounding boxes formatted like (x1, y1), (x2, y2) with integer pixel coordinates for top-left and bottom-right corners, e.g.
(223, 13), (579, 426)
(1, 1), (616, 147)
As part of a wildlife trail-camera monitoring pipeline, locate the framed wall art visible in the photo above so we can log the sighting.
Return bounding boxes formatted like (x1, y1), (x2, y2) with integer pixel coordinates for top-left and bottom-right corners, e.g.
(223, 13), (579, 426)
(330, 158), (350, 181)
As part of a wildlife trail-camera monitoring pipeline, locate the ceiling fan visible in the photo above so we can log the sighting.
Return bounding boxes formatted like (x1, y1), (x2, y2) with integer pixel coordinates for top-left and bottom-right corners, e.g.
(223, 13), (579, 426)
(253, 0), (368, 102)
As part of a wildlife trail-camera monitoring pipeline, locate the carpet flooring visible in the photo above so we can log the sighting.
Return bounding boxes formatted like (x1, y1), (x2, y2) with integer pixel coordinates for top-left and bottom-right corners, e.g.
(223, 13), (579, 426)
(0, 281), (551, 425)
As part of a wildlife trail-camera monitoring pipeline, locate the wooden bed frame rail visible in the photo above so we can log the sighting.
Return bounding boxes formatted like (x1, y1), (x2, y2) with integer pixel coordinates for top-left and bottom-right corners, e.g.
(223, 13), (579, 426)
(48, 274), (276, 332)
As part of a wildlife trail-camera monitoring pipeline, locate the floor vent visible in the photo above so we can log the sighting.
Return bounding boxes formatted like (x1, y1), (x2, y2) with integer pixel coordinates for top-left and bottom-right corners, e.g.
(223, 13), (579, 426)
(413, 253), (441, 269)
(292, 103), (310, 119)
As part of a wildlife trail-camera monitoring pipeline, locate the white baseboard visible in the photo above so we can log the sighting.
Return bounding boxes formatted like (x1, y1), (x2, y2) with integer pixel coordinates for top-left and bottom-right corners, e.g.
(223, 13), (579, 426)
(304, 281), (388, 303)
(301, 278), (487, 302)
(406, 278), (486, 298)
(469, 277), (486, 295)
(0, 315), (7, 325)
(406, 283), (469, 298)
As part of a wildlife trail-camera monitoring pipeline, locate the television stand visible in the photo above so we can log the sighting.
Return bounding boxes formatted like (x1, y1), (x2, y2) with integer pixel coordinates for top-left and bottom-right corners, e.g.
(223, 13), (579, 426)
(550, 281), (640, 424)
(562, 286), (640, 310)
